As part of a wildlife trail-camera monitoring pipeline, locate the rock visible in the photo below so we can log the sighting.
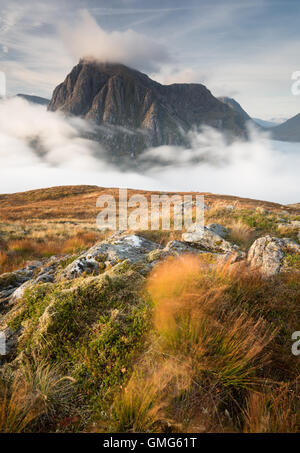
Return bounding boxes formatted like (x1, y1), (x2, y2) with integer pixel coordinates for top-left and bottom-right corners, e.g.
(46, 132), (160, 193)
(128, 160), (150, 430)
(0, 327), (20, 357)
(278, 220), (300, 230)
(163, 240), (204, 255)
(247, 235), (300, 277)
(62, 235), (158, 279)
(34, 272), (54, 283)
(9, 280), (32, 303)
(291, 220), (300, 228)
(207, 223), (228, 238)
(182, 225), (239, 254)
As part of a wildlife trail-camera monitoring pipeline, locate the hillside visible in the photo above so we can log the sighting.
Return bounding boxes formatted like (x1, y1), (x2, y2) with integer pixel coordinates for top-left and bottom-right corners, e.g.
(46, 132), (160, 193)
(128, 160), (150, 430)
(218, 96), (253, 123)
(48, 61), (248, 157)
(271, 113), (300, 142)
(0, 185), (300, 433)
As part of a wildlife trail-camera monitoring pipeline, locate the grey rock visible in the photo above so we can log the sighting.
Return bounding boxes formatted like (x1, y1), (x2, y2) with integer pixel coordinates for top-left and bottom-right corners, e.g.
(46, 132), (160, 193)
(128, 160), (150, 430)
(182, 225), (238, 254)
(207, 223), (228, 238)
(247, 235), (300, 277)
(62, 234), (158, 279)
(48, 61), (247, 158)
(0, 327), (20, 356)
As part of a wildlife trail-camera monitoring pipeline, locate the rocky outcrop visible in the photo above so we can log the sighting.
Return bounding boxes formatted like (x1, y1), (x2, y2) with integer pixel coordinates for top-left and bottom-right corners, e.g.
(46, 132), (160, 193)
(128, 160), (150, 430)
(182, 224), (240, 254)
(247, 235), (300, 277)
(48, 60), (248, 157)
(206, 223), (228, 238)
(60, 234), (158, 279)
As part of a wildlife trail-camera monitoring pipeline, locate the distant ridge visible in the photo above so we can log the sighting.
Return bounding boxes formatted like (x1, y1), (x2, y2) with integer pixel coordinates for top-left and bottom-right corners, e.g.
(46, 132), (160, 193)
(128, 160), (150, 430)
(271, 113), (300, 142)
(17, 94), (50, 106)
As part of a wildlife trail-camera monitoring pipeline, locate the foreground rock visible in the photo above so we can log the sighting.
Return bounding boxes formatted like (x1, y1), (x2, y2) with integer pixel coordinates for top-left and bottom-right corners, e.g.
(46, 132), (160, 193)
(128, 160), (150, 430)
(182, 225), (239, 254)
(61, 235), (158, 279)
(247, 235), (300, 277)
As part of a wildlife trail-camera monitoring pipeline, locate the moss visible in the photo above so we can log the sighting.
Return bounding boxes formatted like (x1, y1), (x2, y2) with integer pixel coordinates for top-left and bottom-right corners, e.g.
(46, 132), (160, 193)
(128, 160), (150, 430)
(283, 253), (300, 271)
(8, 265), (151, 414)
(147, 250), (164, 263)
(238, 209), (278, 233)
(8, 283), (53, 332)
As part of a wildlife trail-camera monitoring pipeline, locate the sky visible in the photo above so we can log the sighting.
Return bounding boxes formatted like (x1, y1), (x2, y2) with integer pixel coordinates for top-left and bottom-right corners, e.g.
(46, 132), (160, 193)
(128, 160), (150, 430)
(0, 0), (300, 119)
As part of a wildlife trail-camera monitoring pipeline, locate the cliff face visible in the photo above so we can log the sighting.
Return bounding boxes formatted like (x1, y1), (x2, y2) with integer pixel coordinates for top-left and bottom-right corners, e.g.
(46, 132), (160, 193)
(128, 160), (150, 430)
(48, 60), (248, 156)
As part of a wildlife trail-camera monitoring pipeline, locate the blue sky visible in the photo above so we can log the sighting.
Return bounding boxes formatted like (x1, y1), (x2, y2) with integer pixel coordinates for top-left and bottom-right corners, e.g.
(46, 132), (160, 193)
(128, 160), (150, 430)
(1, 0), (300, 119)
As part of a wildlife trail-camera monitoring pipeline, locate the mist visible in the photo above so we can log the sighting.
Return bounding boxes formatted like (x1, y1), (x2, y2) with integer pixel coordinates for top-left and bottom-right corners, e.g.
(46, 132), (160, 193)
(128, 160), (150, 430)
(0, 96), (299, 205)
(59, 10), (171, 73)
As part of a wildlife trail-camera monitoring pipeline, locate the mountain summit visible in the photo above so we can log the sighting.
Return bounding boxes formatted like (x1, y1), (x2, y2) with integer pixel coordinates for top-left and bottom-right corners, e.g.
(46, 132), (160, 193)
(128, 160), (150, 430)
(48, 60), (247, 156)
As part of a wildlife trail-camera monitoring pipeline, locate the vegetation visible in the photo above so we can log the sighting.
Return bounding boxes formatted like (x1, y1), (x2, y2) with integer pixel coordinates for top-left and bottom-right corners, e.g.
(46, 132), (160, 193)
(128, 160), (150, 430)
(0, 186), (299, 432)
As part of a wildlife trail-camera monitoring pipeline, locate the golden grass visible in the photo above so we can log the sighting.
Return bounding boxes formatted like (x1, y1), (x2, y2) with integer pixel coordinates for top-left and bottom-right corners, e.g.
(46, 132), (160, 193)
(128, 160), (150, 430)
(227, 220), (257, 249)
(0, 358), (74, 433)
(244, 381), (300, 433)
(0, 231), (108, 274)
(107, 256), (287, 433)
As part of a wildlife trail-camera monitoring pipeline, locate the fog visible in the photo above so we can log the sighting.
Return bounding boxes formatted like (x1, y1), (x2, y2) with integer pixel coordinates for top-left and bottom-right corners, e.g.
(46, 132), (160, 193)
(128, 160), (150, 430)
(59, 10), (171, 73)
(0, 97), (299, 204)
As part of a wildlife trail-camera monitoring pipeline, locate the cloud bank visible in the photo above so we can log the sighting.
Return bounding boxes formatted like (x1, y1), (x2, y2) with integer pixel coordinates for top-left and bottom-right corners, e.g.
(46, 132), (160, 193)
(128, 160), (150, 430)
(0, 97), (299, 205)
(59, 9), (171, 73)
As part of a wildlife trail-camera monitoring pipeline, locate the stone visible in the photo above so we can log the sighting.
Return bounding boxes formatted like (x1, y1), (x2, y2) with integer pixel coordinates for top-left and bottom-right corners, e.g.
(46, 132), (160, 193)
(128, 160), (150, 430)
(182, 225), (238, 254)
(247, 235), (300, 277)
(61, 235), (158, 279)
(207, 223), (228, 238)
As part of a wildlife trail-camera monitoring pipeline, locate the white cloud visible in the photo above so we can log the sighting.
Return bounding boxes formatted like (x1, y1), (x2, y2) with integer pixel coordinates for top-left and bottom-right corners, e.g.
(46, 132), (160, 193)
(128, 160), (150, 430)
(0, 97), (299, 204)
(59, 9), (171, 73)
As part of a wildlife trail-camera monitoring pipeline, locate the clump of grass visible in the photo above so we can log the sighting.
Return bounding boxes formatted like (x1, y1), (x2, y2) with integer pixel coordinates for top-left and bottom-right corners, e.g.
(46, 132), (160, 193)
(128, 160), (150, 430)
(0, 358), (74, 432)
(148, 256), (274, 389)
(110, 377), (162, 433)
(244, 381), (300, 433)
(227, 221), (257, 249)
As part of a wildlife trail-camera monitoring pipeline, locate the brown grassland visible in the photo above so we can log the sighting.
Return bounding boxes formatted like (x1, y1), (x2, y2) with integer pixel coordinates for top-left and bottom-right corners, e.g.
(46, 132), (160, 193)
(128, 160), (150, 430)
(0, 185), (299, 433)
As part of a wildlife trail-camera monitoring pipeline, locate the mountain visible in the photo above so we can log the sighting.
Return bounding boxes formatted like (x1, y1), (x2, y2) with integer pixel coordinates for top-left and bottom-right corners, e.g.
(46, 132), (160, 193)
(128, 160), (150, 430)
(17, 94), (50, 106)
(48, 60), (248, 157)
(271, 113), (300, 142)
(252, 118), (279, 128)
(218, 96), (253, 123)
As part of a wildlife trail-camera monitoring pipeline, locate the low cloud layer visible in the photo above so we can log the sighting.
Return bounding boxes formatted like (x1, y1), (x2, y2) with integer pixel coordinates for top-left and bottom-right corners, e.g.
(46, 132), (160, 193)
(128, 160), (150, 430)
(0, 97), (299, 205)
(59, 9), (171, 73)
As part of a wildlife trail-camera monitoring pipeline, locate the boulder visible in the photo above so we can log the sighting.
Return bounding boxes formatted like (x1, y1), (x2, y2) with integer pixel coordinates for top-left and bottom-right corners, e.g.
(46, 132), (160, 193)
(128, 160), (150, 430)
(182, 225), (239, 254)
(207, 223), (228, 238)
(61, 235), (158, 279)
(247, 235), (300, 277)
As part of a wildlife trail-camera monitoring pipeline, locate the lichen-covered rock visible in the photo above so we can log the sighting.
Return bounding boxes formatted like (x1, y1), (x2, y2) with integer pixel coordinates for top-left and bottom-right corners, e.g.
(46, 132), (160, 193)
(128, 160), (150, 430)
(207, 223), (228, 238)
(61, 235), (158, 279)
(0, 327), (20, 357)
(247, 235), (300, 277)
(182, 225), (239, 254)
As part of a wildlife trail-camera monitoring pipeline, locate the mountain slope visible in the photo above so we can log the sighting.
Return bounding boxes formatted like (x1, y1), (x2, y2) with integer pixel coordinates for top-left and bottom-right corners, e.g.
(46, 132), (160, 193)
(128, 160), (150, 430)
(271, 113), (300, 142)
(218, 96), (253, 123)
(48, 60), (248, 156)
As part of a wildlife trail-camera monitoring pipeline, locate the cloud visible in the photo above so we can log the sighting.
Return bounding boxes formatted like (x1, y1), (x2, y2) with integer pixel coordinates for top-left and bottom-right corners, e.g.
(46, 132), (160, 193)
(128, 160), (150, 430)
(0, 97), (299, 204)
(59, 9), (171, 72)
(0, 97), (106, 171)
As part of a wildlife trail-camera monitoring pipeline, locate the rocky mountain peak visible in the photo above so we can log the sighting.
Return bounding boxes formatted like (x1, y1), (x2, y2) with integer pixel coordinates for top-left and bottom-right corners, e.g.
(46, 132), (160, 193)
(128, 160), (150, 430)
(48, 60), (248, 157)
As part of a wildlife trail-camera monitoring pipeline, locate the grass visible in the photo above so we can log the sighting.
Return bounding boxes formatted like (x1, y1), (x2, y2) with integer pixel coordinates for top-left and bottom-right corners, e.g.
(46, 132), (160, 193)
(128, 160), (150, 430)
(106, 255), (300, 433)
(0, 231), (108, 274)
(0, 358), (74, 432)
(1, 185), (300, 432)
(6, 264), (151, 430)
